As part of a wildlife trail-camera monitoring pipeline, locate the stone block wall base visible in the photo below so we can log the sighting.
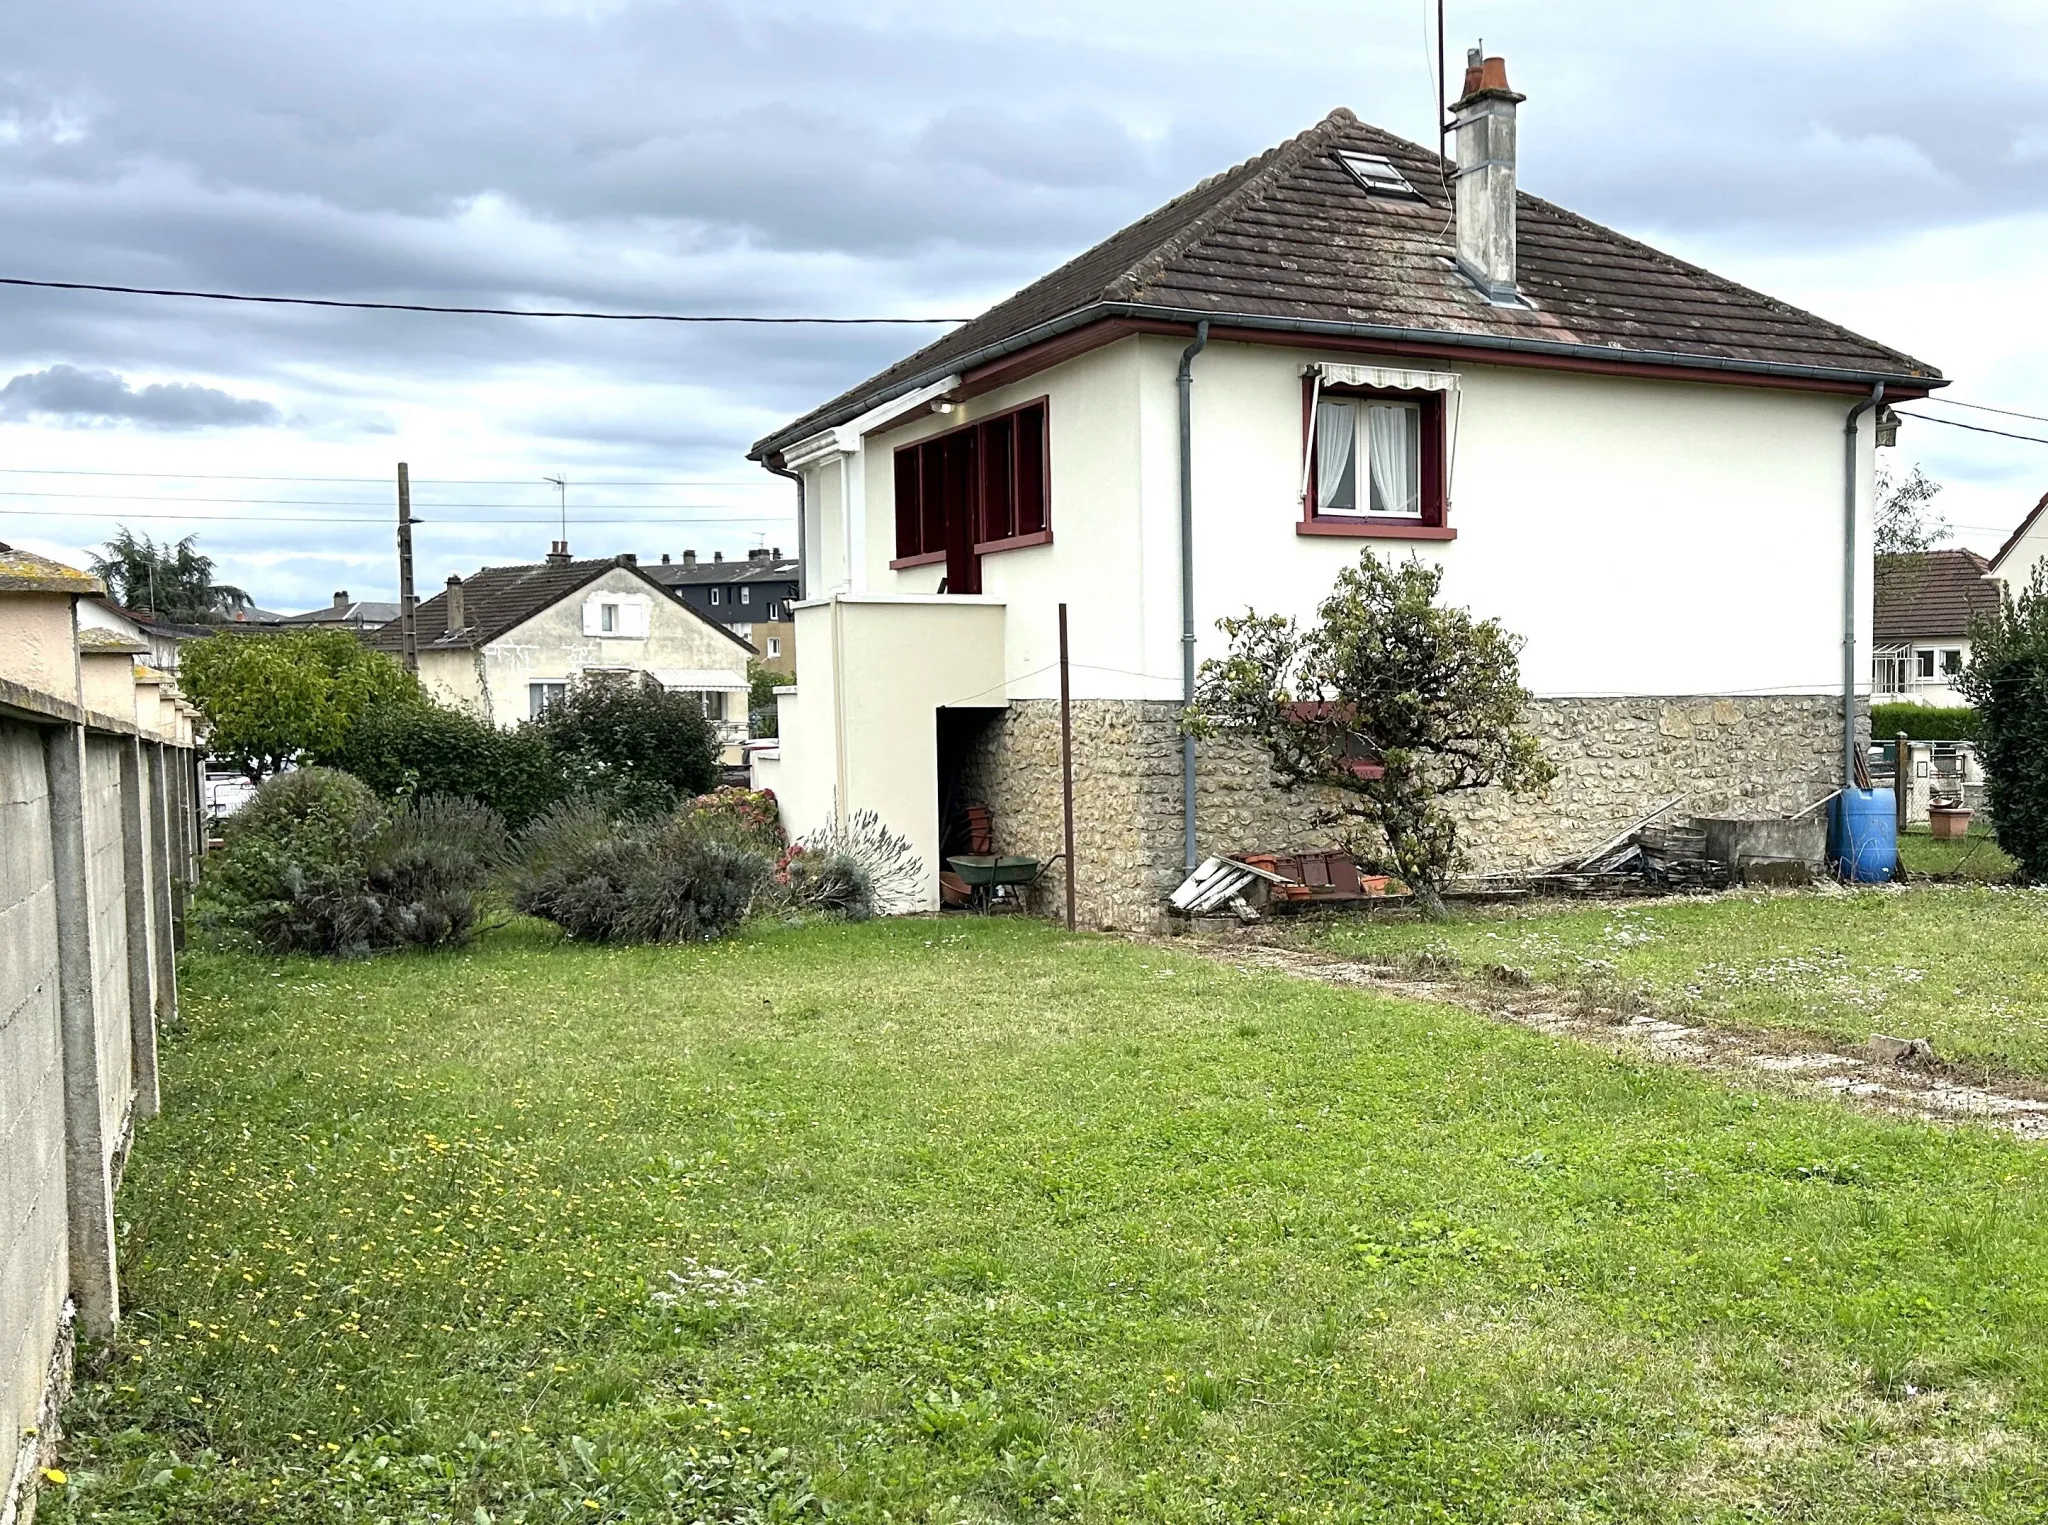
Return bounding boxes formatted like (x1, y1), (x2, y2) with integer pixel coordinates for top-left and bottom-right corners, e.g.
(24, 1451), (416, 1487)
(959, 695), (1854, 932)
(1, 1301), (73, 1525)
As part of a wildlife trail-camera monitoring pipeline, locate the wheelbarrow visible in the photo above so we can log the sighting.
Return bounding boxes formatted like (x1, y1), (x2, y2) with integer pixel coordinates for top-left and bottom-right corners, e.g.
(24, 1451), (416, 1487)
(945, 854), (1061, 914)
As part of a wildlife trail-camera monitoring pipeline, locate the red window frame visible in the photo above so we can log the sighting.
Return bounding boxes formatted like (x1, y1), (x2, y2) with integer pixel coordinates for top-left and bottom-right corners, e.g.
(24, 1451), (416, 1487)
(891, 397), (1053, 571)
(1299, 379), (1456, 541)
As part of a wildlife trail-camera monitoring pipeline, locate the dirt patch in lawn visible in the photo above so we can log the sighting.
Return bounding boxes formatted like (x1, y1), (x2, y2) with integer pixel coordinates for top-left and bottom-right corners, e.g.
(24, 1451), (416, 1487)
(1167, 936), (2048, 1142)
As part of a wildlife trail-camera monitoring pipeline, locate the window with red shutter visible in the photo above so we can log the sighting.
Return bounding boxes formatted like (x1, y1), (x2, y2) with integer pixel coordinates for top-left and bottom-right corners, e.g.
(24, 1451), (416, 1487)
(891, 398), (1052, 571)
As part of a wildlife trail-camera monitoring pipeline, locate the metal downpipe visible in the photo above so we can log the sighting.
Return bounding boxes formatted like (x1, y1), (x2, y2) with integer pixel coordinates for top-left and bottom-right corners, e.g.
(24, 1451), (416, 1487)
(765, 456), (806, 603)
(1178, 320), (1210, 878)
(1843, 384), (1884, 787)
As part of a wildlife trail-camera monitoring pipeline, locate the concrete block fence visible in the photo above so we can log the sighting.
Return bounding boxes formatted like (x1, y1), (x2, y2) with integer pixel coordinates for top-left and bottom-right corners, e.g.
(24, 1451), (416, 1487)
(0, 552), (204, 1525)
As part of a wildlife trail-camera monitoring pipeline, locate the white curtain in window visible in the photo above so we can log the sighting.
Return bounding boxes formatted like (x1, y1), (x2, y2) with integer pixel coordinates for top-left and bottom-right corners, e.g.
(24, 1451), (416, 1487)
(1314, 400), (1357, 510)
(1365, 404), (1419, 516)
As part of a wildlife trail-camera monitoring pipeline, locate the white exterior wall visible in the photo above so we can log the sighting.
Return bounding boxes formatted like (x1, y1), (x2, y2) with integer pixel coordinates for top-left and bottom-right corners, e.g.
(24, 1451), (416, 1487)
(804, 332), (1875, 709)
(1159, 335), (1872, 700)
(1876, 635), (1974, 709)
(769, 596), (1007, 909)
(1993, 514), (2048, 600)
(420, 568), (756, 732)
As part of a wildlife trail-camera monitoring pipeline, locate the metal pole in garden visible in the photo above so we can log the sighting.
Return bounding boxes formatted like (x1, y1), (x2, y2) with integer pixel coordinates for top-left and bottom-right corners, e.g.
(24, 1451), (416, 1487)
(1059, 602), (1077, 933)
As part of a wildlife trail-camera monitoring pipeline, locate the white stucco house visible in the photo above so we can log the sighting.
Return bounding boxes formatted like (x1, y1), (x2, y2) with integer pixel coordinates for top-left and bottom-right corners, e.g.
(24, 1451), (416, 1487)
(1871, 549), (1998, 708)
(1988, 489), (2048, 601)
(366, 546), (757, 752)
(747, 52), (1946, 926)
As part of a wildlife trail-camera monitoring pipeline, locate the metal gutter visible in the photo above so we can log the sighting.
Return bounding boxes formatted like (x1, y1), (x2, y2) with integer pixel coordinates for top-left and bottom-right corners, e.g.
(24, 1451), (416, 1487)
(751, 300), (1947, 462)
(1177, 320), (1210, 879)
(1843, 384), (1885, 788)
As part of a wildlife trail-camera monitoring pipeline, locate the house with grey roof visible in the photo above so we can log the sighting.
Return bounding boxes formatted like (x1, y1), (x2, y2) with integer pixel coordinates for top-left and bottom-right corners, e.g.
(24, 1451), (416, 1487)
(1873, 549), (1998, 708)
(365, 542), (756, 752)
(283, 590), (402, 629)
(745, 51), (1946, 925)
(644, 548), (799, 675)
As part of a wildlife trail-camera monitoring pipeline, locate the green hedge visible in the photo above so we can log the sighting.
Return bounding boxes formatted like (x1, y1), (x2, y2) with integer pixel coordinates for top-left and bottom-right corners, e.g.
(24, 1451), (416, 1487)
(1871, 703), (1982, 743)
(321, 701), (566, 829)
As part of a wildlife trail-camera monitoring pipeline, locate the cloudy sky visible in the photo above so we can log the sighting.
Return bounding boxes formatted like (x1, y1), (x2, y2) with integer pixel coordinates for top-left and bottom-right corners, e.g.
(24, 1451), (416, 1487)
(3, 0), (2045, 613)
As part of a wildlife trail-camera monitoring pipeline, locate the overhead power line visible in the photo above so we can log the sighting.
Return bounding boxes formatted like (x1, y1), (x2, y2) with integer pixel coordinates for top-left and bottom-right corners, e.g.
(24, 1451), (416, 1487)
(1917, 397), (2048, 426)
(1895, 410), (2048, 446)
(0, 507), (787, 525)
(0, 467), (776, 485)
(0, 488), (768, 507)
(0, 275), (968, 324)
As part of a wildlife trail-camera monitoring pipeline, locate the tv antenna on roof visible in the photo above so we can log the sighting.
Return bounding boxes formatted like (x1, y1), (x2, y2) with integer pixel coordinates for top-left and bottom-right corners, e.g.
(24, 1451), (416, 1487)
(542, 474), (567, 545)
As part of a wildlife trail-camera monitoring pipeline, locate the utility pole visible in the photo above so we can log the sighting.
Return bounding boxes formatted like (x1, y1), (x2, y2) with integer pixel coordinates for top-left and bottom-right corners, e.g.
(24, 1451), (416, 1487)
(396, 462), (418, 673)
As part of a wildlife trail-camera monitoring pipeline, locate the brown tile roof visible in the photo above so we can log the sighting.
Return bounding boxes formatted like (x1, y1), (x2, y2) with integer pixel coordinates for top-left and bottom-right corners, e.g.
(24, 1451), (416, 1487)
(1873, 549), (1999, 642)
(365, 556), (753, 653)
(753, 109), (1941, 460)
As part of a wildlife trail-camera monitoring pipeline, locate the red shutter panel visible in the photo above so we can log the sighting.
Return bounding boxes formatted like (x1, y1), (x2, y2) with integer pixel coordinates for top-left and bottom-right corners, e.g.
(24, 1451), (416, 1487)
(979, 415), (1015, 543)
(1014, 402), (1047, 536)
(918, 439), (947, 556)
(893, 447), (921, 559)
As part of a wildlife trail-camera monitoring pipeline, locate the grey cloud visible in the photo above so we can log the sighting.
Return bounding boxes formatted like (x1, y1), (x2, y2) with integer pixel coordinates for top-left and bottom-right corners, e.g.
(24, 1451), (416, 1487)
(0, 364), (281, 427)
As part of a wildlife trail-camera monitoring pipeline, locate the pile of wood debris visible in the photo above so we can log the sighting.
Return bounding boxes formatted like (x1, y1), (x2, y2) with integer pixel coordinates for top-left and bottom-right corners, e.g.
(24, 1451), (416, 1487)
(1457, 799), (1731, 900)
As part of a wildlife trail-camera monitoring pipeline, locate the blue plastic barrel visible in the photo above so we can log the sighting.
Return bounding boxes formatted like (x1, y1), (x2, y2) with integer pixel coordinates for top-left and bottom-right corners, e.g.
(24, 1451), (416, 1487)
(1831, 788), (1898, 883)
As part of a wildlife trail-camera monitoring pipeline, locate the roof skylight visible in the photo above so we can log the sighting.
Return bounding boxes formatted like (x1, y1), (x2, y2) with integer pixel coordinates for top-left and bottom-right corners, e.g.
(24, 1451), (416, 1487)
(1335, 150), (1421, 199)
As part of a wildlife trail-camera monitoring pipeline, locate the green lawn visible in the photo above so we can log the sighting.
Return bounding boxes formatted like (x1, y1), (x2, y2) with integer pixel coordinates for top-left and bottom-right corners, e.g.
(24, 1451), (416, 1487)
(1899, 824), (2017, 883)
(48, 918), (2048, 1522)
(1306, 885), (2048, 1086)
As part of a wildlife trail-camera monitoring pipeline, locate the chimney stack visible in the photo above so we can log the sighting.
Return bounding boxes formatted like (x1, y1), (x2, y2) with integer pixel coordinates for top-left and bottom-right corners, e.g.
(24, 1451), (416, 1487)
(617, 552), (637, 567)
(332, 590), (350, 609)
(682, 549), (697, 567)
(1450, 44), (1525, 306)
(546, 540), (571, 567)
(713, 551), (724, 562)
(748, 547), (770, 564)
(660, 552), (671, 564)
(444, 575), (466, 633)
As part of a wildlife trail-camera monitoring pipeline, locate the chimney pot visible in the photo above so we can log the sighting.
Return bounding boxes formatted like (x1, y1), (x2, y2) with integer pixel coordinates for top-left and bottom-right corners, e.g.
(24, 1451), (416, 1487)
(714, 551), (723, 562)
(333, 590), (349, 608)
(444, 574), (466, 633)
(1450, 42), (1525, 306)
(661, 552), (670, 564)
(773, 547), (782, 559)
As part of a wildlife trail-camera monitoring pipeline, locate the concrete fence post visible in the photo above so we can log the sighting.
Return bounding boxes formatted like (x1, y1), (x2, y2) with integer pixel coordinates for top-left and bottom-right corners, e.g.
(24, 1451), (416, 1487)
(44, 722), (119, 1338)
(148, 742), (178, 1030)
(119, 736), (161, 1119)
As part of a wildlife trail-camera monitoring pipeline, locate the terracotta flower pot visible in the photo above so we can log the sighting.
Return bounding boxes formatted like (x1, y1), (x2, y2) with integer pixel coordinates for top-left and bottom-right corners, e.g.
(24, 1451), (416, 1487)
(1928, 806), (1973, 841)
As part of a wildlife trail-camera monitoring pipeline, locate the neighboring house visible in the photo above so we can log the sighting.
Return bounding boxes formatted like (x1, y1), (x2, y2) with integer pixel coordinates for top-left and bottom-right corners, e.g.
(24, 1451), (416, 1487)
(78, 598), (190, 675)
(282, 590), (402, 629)
(1871, 549), (1998, 708)
(365, 546), (757, 753)
(745, 54), (1945, 925)
(645, 548), (800, 676)
(1987, 488), (2048, 598)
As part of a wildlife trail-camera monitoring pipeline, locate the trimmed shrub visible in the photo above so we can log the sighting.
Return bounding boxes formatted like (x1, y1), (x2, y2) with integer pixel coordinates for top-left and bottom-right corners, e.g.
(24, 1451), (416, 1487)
(323, 700), (565, 829)
(780, 847), (876, 921)
(1961, 575), (2048, 880)
(531, 672), (721, 817)
(512, 802), (772, 944)
(198, 767), (506, 956)
(1870, 703), (1982, 743)
(789, 809), (922, 915)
